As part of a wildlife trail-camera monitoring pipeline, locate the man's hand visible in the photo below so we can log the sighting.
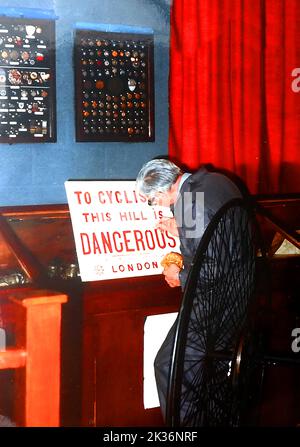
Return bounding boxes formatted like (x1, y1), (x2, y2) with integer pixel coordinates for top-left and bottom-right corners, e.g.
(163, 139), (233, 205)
(156, 217), (179, 237)
(163, 263), (181, 288)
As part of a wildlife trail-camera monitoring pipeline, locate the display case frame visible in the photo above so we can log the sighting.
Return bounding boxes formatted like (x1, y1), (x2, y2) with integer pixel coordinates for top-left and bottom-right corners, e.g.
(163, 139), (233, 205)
(0, 15), (56, 143)
(0, 195), (299, 426)
(74, 28), (155, 142)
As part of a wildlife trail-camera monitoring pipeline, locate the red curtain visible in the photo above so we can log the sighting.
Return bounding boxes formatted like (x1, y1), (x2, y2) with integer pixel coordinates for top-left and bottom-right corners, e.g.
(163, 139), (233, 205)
(168, 0), (300, 194)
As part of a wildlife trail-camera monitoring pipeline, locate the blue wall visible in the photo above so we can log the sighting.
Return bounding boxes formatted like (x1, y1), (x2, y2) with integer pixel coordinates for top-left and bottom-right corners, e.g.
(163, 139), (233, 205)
(0, 0), (170, 205)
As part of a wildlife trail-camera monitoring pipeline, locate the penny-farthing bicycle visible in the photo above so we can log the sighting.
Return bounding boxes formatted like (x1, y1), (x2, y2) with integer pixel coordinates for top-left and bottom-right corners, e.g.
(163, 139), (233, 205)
(165, 198), (264, 426)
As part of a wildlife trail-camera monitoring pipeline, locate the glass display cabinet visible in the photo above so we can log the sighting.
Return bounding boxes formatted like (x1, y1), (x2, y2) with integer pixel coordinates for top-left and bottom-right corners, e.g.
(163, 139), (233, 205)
(0, 203), (180, 426)
(0, 205), (79, 426)
(0, 195), (299, 426)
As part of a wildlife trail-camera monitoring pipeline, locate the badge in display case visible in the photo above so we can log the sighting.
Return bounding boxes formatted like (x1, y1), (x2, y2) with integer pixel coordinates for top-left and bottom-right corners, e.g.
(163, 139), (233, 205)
(0, 16), (56, 143)
(74, 27), (154, 142)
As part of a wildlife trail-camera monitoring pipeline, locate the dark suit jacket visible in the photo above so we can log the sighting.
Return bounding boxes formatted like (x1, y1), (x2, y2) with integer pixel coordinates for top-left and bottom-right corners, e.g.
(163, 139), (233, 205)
(173, 167), (242, 288)
(155, 168), (243, 420)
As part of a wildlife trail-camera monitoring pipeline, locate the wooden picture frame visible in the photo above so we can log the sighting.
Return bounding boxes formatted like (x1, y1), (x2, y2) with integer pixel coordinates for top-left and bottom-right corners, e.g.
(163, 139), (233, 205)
(74, 28), (154, 142)
(0, 16), (56, 143)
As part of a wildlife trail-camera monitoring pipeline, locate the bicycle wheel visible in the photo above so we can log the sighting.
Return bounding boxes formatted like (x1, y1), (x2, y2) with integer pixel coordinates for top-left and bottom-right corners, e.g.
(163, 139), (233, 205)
(166, 198), (258, 426)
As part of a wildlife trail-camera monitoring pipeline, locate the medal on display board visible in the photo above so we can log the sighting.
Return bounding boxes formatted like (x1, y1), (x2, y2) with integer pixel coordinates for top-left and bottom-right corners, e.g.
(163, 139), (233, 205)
(0, 14), (56, 143)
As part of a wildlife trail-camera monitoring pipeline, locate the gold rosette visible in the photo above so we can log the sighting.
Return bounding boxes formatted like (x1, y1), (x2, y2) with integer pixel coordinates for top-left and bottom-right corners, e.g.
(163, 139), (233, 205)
(161, 252), (183, 270)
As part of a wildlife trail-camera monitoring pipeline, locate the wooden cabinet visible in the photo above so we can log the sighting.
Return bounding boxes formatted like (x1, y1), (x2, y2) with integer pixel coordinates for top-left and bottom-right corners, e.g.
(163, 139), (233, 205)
(0, 205), (82, 426)
(82, 277), (181, 426)
(0, 194), (299, 426)
(0, 204), (181, 426)
(0, 288), (67, 426)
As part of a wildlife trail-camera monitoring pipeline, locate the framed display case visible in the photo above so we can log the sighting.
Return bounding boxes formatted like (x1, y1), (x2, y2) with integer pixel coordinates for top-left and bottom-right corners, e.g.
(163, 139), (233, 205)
(0, 205), (81, 426)
(74, 27), (154, 142)
(0, 195), (299, 426)
(0, 16), (56, 143)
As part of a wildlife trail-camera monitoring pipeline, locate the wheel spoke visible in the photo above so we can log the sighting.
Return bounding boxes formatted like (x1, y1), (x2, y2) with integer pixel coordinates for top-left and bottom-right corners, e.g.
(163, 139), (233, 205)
(167, 200), (259, 427)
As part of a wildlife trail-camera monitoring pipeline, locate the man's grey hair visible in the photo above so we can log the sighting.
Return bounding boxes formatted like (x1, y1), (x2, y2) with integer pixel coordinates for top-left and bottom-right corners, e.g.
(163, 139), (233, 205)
(136, 159), (183, 196)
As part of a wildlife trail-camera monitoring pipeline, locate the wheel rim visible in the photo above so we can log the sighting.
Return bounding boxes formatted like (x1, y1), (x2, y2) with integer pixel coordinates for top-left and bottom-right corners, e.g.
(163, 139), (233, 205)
(167, 199), (257, 427)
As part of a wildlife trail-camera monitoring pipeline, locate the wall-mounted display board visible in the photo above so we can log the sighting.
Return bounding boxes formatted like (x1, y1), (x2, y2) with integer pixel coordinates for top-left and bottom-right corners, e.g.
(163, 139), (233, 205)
(74, 25), (154, 142)
(0, 16), (56, 143)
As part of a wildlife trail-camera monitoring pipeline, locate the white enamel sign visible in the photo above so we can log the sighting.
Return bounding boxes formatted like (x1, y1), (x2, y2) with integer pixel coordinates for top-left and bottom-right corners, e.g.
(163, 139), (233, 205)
(65, 180), (180, 281)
